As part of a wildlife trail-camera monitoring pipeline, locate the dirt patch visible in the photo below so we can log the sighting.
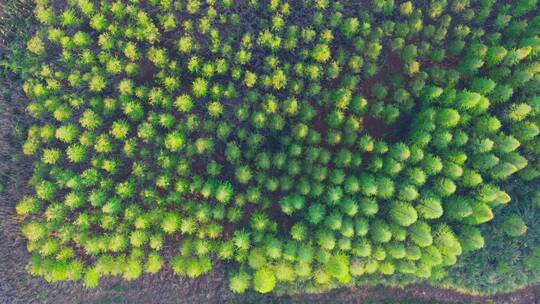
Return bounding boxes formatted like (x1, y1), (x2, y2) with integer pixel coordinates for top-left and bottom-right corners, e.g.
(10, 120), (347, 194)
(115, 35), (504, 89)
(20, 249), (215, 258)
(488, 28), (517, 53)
(135, 58), (159, 85)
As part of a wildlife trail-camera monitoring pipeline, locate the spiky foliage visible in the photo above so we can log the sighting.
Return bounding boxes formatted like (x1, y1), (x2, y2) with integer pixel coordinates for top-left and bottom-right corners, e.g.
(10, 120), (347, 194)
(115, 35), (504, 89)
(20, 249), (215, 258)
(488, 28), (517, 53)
(502, 214), (528, 237)
(253, 268), (276, 294)
(229, 271), (251, 294)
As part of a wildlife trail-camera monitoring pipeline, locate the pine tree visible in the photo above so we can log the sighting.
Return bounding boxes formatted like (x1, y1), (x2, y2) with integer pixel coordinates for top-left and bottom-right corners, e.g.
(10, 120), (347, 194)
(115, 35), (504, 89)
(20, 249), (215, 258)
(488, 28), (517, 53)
(420, 245), (443, 267)
(84, 268), (100, 288)
(459, 226), (485, 252)
(409, 221), (433, 247)
(274, 261), (296, 282)
(435, 177), (457, 197)
(371, 220), (392, 243)
(466, 201), (494, 225)
(360, 198), (379, 217)
(434, 224), (462, 257)
(253, 268), (276, 294)
(145, 252), (164, 274)
(161, 212), (180, 234)
(248, 248), (267, 270)
(325, 253), (350, 282)
(398, 184), (419, 201)
(307, 203), (326, 224)
(416, 194), (443, 219)
(16, 196), (42, 216)
(502, 214), (528, 237)
(390, 202), (418, 227)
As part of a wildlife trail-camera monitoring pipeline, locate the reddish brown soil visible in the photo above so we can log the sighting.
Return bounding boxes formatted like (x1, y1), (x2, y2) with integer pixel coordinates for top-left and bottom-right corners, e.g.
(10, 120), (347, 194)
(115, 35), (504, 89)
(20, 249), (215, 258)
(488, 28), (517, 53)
(135, 58), (158, 85)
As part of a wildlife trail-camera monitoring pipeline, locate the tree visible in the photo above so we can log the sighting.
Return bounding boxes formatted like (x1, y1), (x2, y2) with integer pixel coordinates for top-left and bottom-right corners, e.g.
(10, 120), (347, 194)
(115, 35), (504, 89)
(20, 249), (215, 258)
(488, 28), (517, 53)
(466, 202), (494, 225)
(471, 78), (496, 95)
(511, 121), (539, 142)
(340, 198), (359, 216)
(445, 197), (473, 220)
(459, 226), (485, 252)
(325, 254), (350, 282)
(491, 162), (519, 180)
(416, 194), (443, 219)
(66, 144), (87, 163)
(161, 212), (180, 234)
(371, 220), (392, 243)
(164, 132), (185, 152)
(456, 91), (481, 110)
(248, 248), (267, 269)
(387, 242), (406, 259)
(145, 252), (164, 274)
(274, 262), (296, 282)
(390, 202), (418, 227)
(325, 211), (343, 231)
(317, 230), (336, 250)
(422, 154), (443, 175)
(297, 244), (314, 264)
(253, 268), (276, 294)
(435, 177), (456, 197)
(434, 224), (462, 257)
(192, 78), (208, 97)
(502, 214), (528, 237)
(398, 184), (419, 201)
(420, 246), (442, 267)
(340, 17), (359, 38)
(409, 221), (432, 247)
(27, 35), (45, 55)
(307, 203), (326, 224)
(235, 166), (252, 184)
(475, 116), (502, 135)
(407, 168), (426, 186)
(215, 182), (234, 204)
(436, 108), (460, 128)
(16, 196), (42, 216)
(494, 134), (521, 153)
(84, 268), (100, 288)
(312, 44), (331, 62)
(379, 261), (396, 275)
(486, 46), (507, 65)
(359, 174), (378, 196)
(34, 180), (55, 206)
(290, 222), (308, 241)
(360, 198), (379, 217)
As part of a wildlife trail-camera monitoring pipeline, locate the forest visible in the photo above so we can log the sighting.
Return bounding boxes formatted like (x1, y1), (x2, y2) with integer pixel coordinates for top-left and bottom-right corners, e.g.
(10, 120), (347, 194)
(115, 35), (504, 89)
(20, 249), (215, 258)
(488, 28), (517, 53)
(0, 0), (539, 303)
